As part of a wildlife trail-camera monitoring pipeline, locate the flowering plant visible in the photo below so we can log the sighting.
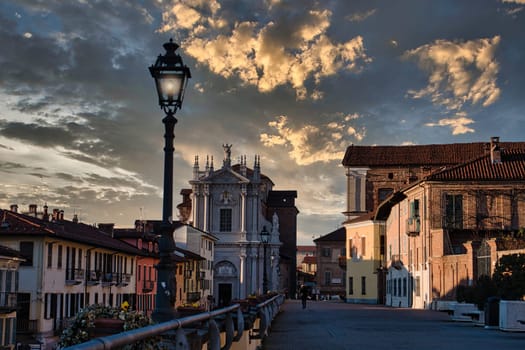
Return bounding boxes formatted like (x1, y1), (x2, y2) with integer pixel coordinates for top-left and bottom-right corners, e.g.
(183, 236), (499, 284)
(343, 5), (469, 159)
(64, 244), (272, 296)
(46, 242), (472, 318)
(58, 302), (162, 349)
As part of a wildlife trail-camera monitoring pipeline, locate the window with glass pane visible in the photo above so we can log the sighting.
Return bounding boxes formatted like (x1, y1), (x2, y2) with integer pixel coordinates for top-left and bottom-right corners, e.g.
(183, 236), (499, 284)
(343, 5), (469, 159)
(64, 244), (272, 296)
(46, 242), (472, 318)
(324, 271), (331, 285)
(378, 188), (393, 203)
(220, 208), (232, 232)
(445, 194), (463, 229)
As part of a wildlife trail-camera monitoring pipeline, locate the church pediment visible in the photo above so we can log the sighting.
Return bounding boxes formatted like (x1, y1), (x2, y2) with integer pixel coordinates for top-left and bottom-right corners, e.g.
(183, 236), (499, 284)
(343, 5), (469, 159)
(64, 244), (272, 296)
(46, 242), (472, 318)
(202, 168), (250, 184)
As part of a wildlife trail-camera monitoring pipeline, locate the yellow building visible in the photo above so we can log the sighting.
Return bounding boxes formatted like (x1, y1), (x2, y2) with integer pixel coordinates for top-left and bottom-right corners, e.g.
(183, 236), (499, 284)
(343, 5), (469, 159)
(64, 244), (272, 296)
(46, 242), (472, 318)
(344, 212), (386, 304)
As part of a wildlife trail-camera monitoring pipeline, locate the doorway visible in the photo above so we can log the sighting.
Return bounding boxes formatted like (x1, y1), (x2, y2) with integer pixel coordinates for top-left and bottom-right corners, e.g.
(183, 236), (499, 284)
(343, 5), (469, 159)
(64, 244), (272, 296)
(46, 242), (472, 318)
(218, 283), (232, 307)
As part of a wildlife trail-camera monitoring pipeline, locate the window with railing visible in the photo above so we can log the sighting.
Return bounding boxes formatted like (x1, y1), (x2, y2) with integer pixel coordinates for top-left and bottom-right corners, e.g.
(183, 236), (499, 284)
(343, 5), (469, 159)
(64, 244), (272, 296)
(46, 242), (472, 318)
(407, 199), (421, 235)
(143, 280), (155, 293)
(65, 268), (84, 284)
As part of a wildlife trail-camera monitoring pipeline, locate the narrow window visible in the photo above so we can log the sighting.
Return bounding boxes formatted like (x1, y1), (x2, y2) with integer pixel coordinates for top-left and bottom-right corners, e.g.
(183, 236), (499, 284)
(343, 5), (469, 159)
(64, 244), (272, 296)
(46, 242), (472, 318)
(219, 208), (232, 232)
(361, 276), (366, 295)
(348, 277), (353, 295)
(47, 244), (53, 268)
(324, 271), (331, 286)
(57, 245), (63, 268)
(20, 242), (34, 266)
(445, 194), (463, 229)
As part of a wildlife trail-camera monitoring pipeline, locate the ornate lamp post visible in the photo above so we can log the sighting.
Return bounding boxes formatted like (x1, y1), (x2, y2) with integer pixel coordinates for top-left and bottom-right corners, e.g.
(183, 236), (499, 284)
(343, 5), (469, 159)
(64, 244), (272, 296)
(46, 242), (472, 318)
(149, 39), (191, 323)
(260, 226), (270, 294)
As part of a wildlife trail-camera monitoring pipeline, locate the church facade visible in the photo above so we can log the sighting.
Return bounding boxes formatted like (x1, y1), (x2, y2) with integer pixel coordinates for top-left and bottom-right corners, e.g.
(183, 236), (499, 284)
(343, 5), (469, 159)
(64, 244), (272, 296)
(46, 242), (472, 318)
(188, 145), (297, 306)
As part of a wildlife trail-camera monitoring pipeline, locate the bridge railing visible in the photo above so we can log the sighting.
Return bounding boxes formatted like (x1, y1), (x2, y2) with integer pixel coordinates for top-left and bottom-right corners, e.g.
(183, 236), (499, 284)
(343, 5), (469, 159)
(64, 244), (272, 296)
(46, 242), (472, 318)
(62, 294), (285, 350)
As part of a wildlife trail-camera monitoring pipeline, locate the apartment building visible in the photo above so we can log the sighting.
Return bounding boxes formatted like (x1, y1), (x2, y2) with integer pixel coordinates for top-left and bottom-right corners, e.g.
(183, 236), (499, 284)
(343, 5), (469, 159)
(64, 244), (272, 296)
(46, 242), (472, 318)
(0, 205), (145, 348)
(314, 227), (346, 298)
(381, 139), (525, 308)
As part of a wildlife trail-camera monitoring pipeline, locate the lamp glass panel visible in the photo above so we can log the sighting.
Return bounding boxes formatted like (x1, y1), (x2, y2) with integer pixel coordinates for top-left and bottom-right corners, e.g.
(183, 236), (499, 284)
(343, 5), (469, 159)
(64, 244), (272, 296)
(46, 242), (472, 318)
(159, 75), (183, 102)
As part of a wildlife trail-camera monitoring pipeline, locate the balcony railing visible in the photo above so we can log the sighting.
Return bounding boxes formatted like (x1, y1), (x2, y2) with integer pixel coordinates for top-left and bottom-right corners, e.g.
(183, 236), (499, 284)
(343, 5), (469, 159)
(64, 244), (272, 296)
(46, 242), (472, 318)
(17, 319), (38, 333)
(87, 270), (101, 285)
(65, 268), (85, 285)
(142, 280), (155, 293)
(406, 217), (420, 236)
(117, 273), (131, 287)
(102, 273), (118, 286)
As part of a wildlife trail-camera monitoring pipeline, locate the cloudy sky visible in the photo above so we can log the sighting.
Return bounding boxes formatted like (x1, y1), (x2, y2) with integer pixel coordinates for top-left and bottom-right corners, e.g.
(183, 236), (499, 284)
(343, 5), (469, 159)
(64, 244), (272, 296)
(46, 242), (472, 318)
(1, 0), (524, 245)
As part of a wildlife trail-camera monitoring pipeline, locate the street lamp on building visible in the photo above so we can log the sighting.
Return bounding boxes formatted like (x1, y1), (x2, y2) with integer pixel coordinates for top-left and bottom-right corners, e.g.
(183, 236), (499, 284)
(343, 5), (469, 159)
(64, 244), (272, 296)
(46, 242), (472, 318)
(260, 226), (270, 294)
(149, 38), (191, 323)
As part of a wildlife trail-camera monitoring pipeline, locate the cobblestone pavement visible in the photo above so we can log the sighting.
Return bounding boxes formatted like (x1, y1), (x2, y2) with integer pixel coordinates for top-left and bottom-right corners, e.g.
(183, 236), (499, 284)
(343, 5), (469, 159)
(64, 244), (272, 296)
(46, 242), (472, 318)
(262, 299), (525, 350)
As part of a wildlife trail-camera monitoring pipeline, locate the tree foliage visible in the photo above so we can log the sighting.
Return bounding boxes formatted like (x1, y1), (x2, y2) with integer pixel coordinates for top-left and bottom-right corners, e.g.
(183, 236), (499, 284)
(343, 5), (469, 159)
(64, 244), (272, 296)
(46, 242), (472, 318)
(492, 253), (525, 300)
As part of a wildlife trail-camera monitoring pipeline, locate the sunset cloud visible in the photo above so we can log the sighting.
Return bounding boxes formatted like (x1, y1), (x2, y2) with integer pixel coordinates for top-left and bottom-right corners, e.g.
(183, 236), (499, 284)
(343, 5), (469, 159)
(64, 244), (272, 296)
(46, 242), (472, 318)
(346, 9), (377, 22)
(260, 114), (365, 165)
(425, 112), (475, 135)
(404, 36), (501, 111)
(159, 1), (370, 100)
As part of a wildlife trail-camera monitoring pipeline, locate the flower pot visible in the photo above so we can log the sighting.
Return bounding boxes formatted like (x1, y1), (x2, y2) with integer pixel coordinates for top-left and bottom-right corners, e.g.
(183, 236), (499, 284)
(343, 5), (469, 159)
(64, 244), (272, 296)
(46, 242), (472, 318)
(89, 318), (125, 338)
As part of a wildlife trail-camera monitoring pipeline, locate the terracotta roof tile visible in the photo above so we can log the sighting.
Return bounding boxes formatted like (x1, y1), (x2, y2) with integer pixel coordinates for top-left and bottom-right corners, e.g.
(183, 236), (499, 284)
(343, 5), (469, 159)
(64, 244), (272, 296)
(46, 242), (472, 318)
(0, 209), (144, 255)
(342, 141), (525, 167)
(426, 149), (525, 181)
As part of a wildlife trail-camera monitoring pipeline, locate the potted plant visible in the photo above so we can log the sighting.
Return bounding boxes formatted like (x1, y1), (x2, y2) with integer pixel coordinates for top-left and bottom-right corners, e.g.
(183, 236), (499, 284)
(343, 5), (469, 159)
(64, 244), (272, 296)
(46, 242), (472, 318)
(177, 301), (206, 317)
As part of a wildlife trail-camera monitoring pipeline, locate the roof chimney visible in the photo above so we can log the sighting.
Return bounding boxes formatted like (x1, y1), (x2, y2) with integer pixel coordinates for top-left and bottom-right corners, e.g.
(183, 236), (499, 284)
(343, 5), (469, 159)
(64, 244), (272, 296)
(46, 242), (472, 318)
(10, 204), (18, 213)
(490, 136), (501, 164)
(52, 209), (60, 221)
(43, 204), (49, 221)
(98, 223), (115, 236)
(72, 214), (79, 223)
(29, 204), (37, 215)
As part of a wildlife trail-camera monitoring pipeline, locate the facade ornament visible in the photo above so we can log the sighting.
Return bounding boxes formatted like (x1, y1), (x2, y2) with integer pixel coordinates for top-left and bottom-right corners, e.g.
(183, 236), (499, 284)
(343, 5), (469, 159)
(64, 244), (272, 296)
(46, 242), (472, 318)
(272, 212), (279, 234)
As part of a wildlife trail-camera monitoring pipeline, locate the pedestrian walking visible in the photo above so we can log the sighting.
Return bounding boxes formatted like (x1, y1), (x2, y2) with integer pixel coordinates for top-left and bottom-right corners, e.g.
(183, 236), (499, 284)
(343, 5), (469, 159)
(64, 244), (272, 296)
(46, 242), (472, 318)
(300, 284), (308, 309)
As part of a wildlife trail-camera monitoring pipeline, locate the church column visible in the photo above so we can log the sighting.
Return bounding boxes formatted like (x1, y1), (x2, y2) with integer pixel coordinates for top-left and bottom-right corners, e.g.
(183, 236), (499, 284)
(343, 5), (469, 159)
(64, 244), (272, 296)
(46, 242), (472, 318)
(203, 184), (209, 232)
(250, 249), (258, 295)
(240, 185), (247, 236)
(191, 186), (200, 229)
(239, 251), (246, 299)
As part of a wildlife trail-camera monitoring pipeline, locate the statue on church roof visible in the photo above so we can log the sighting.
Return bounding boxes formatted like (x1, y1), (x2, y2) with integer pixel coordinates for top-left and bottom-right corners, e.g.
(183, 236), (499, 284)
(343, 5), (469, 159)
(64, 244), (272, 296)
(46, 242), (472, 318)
(223, 144), (232, 168)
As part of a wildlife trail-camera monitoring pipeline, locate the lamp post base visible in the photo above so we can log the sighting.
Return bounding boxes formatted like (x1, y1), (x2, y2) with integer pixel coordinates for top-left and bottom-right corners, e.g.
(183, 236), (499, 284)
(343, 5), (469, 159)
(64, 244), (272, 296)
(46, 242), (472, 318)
(152, 222), (178, 324)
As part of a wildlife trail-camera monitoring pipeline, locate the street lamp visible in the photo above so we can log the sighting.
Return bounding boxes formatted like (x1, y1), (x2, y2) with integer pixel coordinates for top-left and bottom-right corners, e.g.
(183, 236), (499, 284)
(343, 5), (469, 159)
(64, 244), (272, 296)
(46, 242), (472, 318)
(260, 226), (270, 294)
(149, 39), (191, 323)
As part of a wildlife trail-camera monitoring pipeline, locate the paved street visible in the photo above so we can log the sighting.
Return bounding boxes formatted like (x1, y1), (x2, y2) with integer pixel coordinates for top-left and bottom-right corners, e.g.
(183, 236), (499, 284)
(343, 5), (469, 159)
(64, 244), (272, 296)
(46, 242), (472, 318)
(263, 300), (525, 350)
